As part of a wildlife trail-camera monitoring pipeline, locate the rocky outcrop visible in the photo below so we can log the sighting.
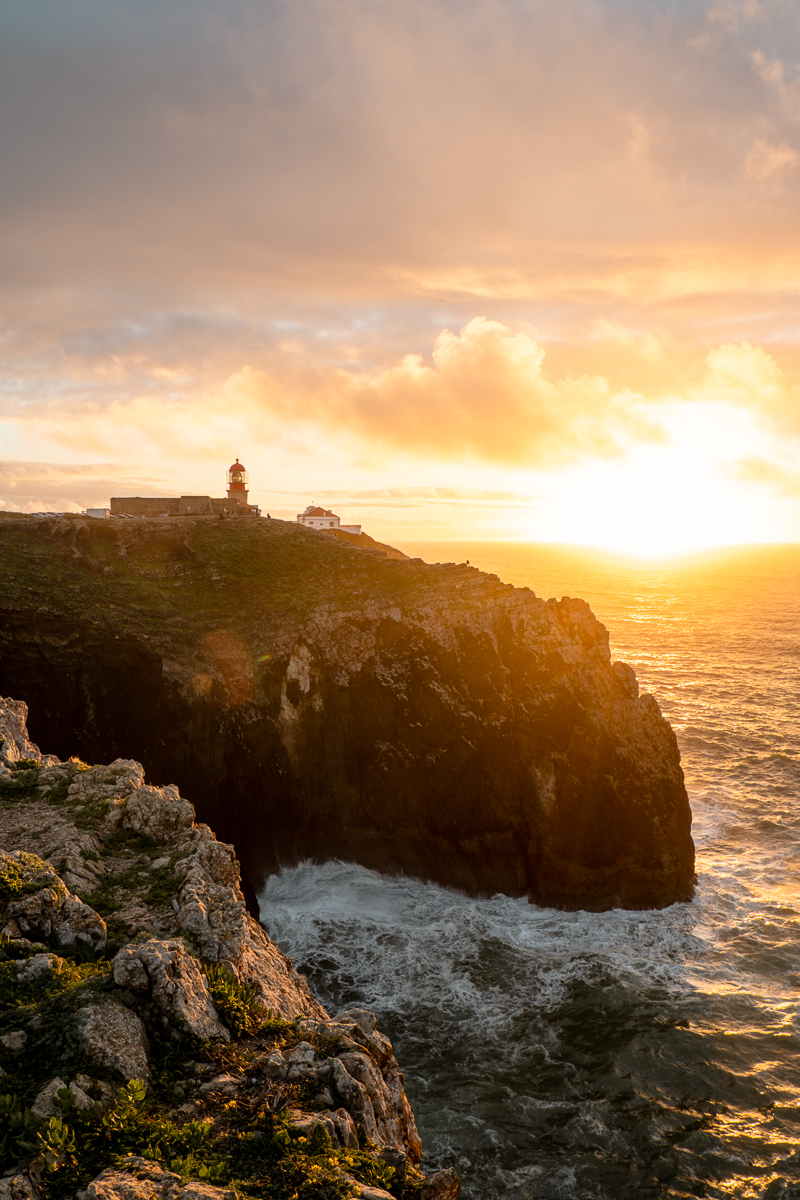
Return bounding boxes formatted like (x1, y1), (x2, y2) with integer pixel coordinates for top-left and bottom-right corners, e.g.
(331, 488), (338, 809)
(0, 700), (450, 1200)
(0, 514), (694, 910)
(270, 592), (694, 910)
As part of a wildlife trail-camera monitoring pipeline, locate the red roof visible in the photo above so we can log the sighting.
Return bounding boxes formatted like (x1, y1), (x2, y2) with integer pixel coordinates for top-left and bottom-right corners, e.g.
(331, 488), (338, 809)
(228, 459), (245, 473)
(304, 506), (335, 517)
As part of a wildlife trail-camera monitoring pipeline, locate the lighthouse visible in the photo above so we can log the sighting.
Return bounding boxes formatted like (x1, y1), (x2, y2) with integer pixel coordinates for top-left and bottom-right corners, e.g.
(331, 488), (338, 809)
(226, 458), (249, 512)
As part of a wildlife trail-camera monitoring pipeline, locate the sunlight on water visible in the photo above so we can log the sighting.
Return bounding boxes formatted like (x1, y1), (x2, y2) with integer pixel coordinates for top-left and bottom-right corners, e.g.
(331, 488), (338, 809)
(261, 543), (800, 1200)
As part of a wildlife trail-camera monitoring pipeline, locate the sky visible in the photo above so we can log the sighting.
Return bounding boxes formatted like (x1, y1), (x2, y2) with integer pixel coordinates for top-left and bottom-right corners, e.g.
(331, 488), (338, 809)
(2, 0), (800, 556)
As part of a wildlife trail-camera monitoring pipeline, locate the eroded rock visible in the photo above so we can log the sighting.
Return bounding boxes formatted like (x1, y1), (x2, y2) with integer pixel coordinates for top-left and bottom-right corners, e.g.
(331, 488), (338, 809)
(0, 697), (455, 1197)
(5, 887), (106, 950)
(122, 785), (195, 841)
(112, 940), (229, 1042)
(76, 1001), (150, 1081)
(0, 697), (57, 769)
(86, 1157), (232, 1200)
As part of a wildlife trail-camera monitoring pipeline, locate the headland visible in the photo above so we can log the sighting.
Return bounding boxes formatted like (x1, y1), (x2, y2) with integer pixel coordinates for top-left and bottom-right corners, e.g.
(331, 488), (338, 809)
(0, 513), (695, 912)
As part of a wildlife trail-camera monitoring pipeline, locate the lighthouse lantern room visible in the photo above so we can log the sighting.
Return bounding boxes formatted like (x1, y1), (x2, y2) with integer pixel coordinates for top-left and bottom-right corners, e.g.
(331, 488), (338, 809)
(226, 458), (249, 511)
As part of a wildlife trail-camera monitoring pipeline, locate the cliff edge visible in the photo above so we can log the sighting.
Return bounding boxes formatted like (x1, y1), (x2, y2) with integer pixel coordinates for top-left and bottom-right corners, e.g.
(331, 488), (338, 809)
(0, 697), (458, 1200)
(0, 514), (695, 911)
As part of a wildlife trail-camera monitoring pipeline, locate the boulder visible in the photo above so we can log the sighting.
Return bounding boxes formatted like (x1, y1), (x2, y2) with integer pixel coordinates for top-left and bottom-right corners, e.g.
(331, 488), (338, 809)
(76, 1001), (150, 1081)
(30, 1078), (68, 1121)
(112, 940), (229, 1042)
(86, 1157), (232, 1200)
(0, 1031), (27, 1055)
(419, 1170), (462, 1199)
(122, 786), (195, 841)
(4, 886), (106, 950)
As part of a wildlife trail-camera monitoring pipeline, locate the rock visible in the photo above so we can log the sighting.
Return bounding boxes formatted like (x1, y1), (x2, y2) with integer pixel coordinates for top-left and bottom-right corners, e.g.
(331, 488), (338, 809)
(0, 1174), (41, 1200)
(198, 1074), (237, 1096)
(112, 940), (229, 1042)
(343, 1179), (395, 1200)
(269, 595), (695, 910)
(76, 1002), (150, 1081)
(418, 1169), (462, 1199)
(85, 1157), (232, 1200)
(173, 838), (321, 1019)
(0, 1031), (27, 1055)
(4, 885), (106, 950)
(122, 786), (195, 841)
(331, 1057), (379, 1144)
(0, 693), (451, 1199)
(0, 519), (694, 912)
(28, 1075), (94, 1118)
(0, 698), (58, 768)
(30, 1078), (68, 1121)
(15, 954), (63, 983)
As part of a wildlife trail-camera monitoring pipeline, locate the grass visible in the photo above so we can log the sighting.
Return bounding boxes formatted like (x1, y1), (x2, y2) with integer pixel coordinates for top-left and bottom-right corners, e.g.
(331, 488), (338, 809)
(0, 514), (466, 668)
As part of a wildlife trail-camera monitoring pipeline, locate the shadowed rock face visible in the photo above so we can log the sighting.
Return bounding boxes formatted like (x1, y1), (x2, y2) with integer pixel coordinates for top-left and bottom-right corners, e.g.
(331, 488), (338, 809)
(0, 515), (695, 911)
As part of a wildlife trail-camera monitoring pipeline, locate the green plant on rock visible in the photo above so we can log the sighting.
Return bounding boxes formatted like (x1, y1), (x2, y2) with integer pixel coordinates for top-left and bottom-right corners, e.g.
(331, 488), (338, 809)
(36, 1115), (78, 1174)
(0, 768), (42, 804)
(0, 850), (60, 901)
(202, 964), (276, 1038)
(0, 1090), (42, 1172)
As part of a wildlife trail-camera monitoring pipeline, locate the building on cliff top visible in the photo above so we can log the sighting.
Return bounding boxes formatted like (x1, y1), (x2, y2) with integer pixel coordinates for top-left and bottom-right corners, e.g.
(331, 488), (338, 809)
(297, 504), (361, 535)
(109, 458), (260, 518)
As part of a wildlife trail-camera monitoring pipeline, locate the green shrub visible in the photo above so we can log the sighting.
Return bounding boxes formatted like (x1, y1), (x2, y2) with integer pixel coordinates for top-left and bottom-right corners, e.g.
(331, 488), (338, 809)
(0, 1090), (41, 1171)
(201, 965), (288, 1038)
(0, 851), (60, 901)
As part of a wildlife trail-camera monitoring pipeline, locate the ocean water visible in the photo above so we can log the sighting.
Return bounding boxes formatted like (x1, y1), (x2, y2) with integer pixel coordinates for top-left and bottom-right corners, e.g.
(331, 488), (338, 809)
(259, 542), (800, 1200)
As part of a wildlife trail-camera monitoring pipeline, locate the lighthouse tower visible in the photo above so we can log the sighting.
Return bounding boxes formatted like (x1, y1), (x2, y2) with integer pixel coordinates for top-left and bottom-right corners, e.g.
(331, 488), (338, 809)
(226, 458), (249, 512)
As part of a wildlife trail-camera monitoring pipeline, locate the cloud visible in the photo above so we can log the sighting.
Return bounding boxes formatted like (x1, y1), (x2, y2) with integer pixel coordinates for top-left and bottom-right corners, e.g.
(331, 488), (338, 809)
(707, 0), (764, 31)
(728, 456), (800, 496)
(1, 0), (800, 306)
(308, 486), (528, 502)
(701, 341), (800, 435)
(744, 139), (800, 181)
(228, 317), (665, 467)
(752, 51), (800, 118)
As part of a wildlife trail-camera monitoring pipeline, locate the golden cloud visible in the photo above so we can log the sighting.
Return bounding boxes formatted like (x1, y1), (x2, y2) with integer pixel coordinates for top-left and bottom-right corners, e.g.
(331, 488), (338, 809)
(228, 318), (665, 467)
(702, 341), (800, 434)
(728, 456), (800, 496)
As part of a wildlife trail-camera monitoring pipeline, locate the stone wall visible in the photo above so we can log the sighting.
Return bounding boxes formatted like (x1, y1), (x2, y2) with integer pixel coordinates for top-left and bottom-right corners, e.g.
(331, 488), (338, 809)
(110, 496), (228, 516)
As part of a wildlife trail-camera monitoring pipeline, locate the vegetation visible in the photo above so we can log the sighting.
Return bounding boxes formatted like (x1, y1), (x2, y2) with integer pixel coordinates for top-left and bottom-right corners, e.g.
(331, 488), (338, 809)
(200, 964), (294, 1040)
(0, 512), (444, 664)
(0, 937), (426, 1200)
(0, 851), (61, 901)
(0, 849), (427, 1200)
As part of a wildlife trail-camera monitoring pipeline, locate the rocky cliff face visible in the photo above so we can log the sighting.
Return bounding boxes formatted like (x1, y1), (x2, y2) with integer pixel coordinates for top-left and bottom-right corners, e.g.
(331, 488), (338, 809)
(0, 514), (694, 911)
(0, 697), (458, 1200)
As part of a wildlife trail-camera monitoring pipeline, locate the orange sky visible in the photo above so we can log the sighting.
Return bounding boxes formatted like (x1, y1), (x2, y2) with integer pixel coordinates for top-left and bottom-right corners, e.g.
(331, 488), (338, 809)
(2, 0), (800, 555)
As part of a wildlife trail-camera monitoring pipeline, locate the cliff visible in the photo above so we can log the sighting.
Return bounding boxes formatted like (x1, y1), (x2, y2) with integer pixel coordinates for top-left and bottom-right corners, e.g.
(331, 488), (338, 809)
(0, 513), (695, 911)
(0, 696), (458, 1200)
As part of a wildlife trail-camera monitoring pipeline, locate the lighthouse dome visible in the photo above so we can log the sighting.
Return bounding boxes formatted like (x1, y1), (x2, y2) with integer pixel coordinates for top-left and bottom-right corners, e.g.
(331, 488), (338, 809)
(229, 459), (245, 473)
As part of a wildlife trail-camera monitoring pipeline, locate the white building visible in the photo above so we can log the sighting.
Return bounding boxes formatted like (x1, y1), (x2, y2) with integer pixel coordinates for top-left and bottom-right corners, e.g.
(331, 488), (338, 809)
(297, 504), (361, 535)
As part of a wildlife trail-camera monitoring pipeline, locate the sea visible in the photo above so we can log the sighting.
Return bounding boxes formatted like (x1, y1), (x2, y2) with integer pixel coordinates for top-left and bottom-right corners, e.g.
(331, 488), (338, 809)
(259, 542), (800, 1200)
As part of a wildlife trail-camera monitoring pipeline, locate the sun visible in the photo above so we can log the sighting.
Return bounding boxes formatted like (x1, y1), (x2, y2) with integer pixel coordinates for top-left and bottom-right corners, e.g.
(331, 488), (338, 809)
(528, 405), (785, 560)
